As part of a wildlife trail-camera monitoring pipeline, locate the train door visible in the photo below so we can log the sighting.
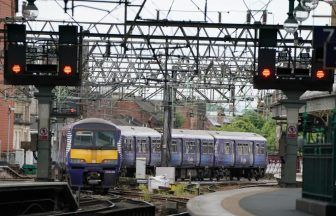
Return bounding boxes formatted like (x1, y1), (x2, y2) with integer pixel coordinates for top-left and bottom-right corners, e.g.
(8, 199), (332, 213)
(248, 142), (253, 166)
(236, 141), (254, 167)
(196, 139), (201, 167)
(123, 136), (135, 167)
(150, 137), (161, 167)
(225, 140), (234, 167)
(136, 136), (150, 165)
(200, 140), (214, 167)
(170, 138), (182, 166)
(254, 141), (267, 167)
(182, 139), (197, 167)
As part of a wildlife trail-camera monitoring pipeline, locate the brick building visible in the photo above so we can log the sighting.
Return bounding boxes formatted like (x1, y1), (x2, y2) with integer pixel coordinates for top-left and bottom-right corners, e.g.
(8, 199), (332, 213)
(84, 97), (209, 130)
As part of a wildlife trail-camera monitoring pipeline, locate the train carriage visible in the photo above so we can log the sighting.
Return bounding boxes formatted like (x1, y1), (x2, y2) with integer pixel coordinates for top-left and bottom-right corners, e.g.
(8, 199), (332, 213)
(118, 126), (161, 176)
(171, 129), (214, 180)
(207, 130), (235, 180)
(53, 118), (121, 192)
(213, 131), (267, 180)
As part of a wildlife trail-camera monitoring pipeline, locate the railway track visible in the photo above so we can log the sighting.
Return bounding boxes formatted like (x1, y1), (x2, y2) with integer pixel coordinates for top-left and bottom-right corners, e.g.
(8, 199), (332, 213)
(59, 179), (277, 215)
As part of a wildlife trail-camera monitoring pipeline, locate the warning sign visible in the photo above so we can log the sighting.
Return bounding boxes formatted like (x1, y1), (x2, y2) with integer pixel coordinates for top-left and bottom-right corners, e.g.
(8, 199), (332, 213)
(39, 127), (49, 141)
(287, 125), (297, 139)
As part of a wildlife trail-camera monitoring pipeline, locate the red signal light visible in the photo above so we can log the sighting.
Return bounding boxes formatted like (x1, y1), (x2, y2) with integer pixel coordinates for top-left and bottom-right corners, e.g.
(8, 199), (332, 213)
(63, 65), (72, 75)
(261, 68), (271, 78)
(315, 70), (326, 79)
(11, 64), (21, 74)
(69, 108), (75, 113)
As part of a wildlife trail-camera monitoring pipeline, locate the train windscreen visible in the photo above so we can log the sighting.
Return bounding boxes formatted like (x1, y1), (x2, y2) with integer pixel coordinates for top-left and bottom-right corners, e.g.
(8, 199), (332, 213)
(74, 131), (93, 147)
(96, 131), (116, 148)
(73, 130), (116, 148)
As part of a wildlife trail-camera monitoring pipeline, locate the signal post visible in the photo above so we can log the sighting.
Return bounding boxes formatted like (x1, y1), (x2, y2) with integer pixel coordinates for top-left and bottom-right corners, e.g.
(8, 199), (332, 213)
(254, 26), (335, 187)
(3, 24), (82, 181)
(34, 87), (53, 180)
(279, 91), (305, 186)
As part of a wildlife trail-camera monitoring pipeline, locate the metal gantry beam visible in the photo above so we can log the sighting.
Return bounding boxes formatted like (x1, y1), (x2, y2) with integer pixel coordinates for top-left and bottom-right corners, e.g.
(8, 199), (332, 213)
(0, 18), (315, 113)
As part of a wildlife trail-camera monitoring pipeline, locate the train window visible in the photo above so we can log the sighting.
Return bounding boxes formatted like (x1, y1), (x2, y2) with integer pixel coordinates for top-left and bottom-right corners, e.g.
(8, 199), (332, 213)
(237, 143), (243, 154)
(153, 139), (161, 152)
(96, 131), (115, 148)
(244, 144), (250, 155)
(225, 142), (230, 154)
(74, 131), (93, 147)
(260, 146), (265, 154)
(190, 142), (196, 153)
(138, 139), (148, 153)
(186, 141), (196, 154)
(185, 142), (190, 154)
(125, 138), (133, 151)
(208, 143), (214, 154)
(203, 142), (208, 154)
(256, 144), (260, 154)
(171, 140), (178, 153)
(242, 144), (246, 155)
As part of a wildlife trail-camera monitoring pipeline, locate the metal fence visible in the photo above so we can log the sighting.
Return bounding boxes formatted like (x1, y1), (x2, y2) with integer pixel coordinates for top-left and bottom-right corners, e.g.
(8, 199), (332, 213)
(302, 144), (333, 202)
(0, 153), (16, 165)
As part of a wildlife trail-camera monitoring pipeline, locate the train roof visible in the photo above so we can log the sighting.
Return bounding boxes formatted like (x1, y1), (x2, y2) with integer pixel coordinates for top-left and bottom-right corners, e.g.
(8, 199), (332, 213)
(118, 126), (161, 137)
(172, 129), (214, 140)
(207, 130), (267, 142)
(62, 118), (118, 130)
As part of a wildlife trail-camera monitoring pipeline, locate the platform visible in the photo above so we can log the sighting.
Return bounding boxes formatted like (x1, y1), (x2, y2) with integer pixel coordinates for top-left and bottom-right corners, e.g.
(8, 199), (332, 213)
(187, 187), (312, 216)
(0, 181), (78, 215)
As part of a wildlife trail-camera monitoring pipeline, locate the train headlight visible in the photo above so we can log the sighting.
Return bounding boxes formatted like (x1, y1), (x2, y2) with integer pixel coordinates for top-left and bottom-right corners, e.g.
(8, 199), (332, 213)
(70, 158), (86, 163)
(102, 159), (117, 165)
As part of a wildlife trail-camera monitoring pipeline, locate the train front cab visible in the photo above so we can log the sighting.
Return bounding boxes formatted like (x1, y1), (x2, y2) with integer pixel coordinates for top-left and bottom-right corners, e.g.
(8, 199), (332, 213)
(67, 127), (120, 192)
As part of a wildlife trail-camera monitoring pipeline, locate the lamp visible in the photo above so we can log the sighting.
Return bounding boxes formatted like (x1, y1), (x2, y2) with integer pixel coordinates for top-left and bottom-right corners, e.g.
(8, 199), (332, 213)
(300, 0), (319, 11)
(294, 0), (310, 22)
(284, 14), (299, 34)
(284, 0), (299, 34)
(22, 0), (38, 20)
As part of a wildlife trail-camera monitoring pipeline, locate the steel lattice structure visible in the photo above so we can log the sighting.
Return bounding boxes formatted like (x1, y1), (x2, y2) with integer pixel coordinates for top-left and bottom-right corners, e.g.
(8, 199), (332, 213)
(0, 17), (315, 114)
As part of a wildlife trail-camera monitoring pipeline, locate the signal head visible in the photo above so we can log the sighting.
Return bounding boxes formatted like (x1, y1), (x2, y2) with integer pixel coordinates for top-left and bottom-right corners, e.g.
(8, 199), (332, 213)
(315, 69), (326, 79)
(63, 65), (72, 75)
(261, 68), (271, 78)
(11, 64), (22, 74)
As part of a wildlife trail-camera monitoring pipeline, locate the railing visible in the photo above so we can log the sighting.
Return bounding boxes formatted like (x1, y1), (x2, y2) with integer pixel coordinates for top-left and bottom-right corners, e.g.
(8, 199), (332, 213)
(302, 144), (333, 202)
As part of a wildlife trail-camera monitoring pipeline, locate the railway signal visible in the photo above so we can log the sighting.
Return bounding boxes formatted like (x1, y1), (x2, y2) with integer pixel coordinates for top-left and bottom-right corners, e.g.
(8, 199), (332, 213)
(4, 24), (26, 81)
(253, 26), (335, 91)
(58, 25), (78, 78)
(3, 24), (82, 86)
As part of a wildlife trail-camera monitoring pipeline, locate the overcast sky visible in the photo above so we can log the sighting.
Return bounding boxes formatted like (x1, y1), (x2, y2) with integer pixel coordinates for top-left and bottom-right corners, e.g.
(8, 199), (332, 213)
(27, 0), (333, 26)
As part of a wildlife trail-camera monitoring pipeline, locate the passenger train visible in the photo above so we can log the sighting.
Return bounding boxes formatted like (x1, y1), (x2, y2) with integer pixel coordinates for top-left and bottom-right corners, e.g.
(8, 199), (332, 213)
(52, 118), (121, 192)
(53, 118), (267, 190)
(119, 127), (267, 181)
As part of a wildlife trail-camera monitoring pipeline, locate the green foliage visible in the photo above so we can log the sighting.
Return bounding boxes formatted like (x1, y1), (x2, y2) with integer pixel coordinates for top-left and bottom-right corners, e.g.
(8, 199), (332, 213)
(174, 113), (185, 128)
(157, 112), (186, 128)
(170, 184), (186, 196)
(138, 184), (151, 202)
(217, 110), (276, 150)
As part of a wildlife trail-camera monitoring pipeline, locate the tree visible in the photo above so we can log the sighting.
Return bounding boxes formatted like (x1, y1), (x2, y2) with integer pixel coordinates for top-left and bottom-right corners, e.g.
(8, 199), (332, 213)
(216, 110), (276, 150)
(174, 112), (185, 128)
